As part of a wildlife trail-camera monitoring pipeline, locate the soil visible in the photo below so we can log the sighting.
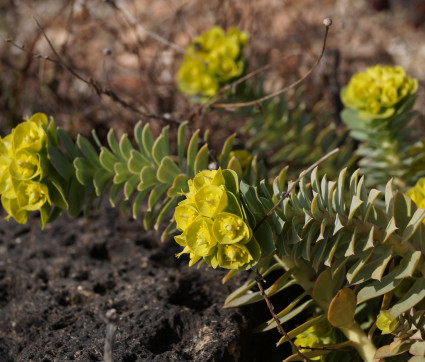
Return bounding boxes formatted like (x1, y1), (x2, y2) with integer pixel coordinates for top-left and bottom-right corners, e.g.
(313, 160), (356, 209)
(0, 207), (287, 362)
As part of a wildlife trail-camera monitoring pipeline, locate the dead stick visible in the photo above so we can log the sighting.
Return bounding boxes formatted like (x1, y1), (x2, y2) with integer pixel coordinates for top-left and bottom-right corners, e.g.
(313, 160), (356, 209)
(7, 18), (183, 126)
(105, 0), (204, 63)
(103, 309), (118, 362)
(198, 51), (303, 115)
(297, 345), (350, 353)
(210, 18), (332, 109)
(255, 271), (310, 362)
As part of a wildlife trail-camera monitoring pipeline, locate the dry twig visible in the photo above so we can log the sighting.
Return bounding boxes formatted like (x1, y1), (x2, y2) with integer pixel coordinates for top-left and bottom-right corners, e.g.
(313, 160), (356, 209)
(105, 0), (204, 63)
(255, 271), (310, 362)
(209, 18), (332, 109)
(6, 18), (182, 126)
(197, 51), (303, 117)
(103, 309), (118, 362)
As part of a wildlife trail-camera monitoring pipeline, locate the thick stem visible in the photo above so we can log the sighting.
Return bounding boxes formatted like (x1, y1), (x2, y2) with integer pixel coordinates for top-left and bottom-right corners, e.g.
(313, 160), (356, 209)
(274, 255), (378, 361)
(340, 323), (378, 362)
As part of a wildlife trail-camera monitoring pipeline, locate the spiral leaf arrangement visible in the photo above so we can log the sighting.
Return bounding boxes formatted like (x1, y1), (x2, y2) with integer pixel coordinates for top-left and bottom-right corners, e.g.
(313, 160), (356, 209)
(45, 119), (266, 240)
(341, 65), (425, 190)
(224, 167), (425, 361)
(242, 89), (356, 179)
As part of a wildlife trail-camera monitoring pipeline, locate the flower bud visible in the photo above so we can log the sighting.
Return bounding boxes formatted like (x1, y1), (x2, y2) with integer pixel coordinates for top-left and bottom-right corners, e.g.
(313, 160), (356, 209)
(294, 319), (336, 359)
(406, 178), (425, 210)
(173, 168), (259, 270)
(177, 26), (248, 102)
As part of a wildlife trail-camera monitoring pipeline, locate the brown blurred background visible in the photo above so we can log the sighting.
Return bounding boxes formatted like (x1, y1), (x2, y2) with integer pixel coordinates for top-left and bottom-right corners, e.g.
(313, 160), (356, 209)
(1, 0), (425, 143)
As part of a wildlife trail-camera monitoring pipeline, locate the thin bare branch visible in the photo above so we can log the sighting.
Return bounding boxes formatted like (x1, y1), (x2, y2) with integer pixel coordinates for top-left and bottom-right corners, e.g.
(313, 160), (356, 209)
(105, 0), (204, 63)
(255, 271), (310, 362)
(33, 17), (89, 84)
(253, 147), (339, 233)
(6, 18), (182, 126)
(210, 18), (332, 109)
(198, 51), (303, 116)
(4, 38), (61, 65)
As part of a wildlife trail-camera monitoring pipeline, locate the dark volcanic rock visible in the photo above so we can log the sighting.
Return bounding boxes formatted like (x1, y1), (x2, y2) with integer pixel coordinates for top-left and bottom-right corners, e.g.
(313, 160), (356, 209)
(0, 207), (284, 361)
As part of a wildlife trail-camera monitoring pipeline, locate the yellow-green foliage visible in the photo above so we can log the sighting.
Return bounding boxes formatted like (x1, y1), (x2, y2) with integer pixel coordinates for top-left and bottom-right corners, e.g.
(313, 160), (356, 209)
(0, 113), (51, 223)
(341, 64), (418, 120)
(340, 65), (422, 189)
(177, 26), (248, 101)
(174, 168), (260, 269)
(219, 149), (253, 178)
(294, 319), (336, 360)
(376, 310), (399, 334)
(406, 178), (425, 209)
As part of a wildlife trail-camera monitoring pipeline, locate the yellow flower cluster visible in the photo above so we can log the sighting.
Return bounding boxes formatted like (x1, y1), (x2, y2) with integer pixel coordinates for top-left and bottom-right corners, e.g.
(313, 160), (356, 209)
(174, 169), (258, 270)
(341, 65), (418, 119)
(406, 178), (425, 210)
(177, 26), (248, 101)
(294, 319), (336, 361)
(0, 113), (51, 223)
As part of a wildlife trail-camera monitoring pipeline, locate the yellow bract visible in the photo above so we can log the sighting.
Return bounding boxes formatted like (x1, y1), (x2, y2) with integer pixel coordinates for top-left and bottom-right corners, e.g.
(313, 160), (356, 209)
(217, 243), (252, 269)
(0, 113), (51, 224)
(10, 149), (41, 180)
(212, 212), (251, 244)
(294, 319), (336, 361)
(341, 65), (418, 119)
(193, 168), (225, 188)
(186, 217), (216, 256)
(175, 204), (198, 231)
(173, 169), (258, 270)
(406, 178), (425, 210)
(376, 310), (398, 334)
(16, 180), (50, 211)
(0, 134), (13, 157)
(177, 26), (248, 102)
(1, 196), (29, 224)
(13, 120), (46, 152)
(195, 184), (227, 217)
